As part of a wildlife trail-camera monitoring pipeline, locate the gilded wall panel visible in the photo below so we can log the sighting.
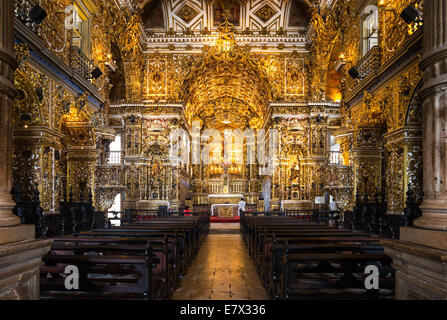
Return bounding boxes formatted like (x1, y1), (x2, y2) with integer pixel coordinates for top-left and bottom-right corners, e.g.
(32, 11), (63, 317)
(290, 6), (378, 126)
(285, 57), (306, 97)
(379, 0), (423, 63)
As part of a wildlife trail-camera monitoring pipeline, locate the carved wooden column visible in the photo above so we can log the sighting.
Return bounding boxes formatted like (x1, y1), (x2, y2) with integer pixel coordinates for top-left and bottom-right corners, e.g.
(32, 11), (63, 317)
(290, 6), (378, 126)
(0, 0), (20, 228)
(414, 0), (447, 231)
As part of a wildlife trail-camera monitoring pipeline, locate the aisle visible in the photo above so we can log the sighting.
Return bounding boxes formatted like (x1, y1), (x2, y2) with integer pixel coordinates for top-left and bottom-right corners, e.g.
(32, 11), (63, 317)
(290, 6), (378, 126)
(172, 226), (269, 300)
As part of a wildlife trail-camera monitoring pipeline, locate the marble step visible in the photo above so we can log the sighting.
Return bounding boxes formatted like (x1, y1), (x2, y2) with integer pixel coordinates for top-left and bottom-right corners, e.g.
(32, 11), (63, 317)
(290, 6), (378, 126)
(209, 228), (240, 234)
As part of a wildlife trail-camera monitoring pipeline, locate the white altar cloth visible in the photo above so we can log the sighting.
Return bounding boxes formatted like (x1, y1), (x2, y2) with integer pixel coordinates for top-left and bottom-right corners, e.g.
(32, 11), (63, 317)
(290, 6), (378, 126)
(207, 194), (243, 199)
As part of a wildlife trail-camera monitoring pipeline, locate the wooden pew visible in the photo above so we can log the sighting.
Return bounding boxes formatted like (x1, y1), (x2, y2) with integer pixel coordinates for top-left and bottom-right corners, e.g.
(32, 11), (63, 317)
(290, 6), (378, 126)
(254, 230), (374, 277)
(241, 216), (395, 300)
(80, 229), (189, 274)
(94, 216), (209, 264)
(280, 251), (393, 300)
(40, 241), (156, 300)
(40, 215), (209, 300)
(267, 239), (389, 299)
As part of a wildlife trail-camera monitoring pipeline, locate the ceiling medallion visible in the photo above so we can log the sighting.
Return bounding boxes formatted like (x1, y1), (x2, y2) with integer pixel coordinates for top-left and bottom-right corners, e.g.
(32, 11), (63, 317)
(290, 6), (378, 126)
(215, 19), (237, 55)
(254, 4), (277, 23)
(176, 4), (200, 24)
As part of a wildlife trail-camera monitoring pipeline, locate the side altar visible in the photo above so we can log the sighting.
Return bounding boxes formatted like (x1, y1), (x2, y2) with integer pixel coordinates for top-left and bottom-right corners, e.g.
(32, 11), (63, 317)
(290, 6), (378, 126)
(208, 194), (242, 217)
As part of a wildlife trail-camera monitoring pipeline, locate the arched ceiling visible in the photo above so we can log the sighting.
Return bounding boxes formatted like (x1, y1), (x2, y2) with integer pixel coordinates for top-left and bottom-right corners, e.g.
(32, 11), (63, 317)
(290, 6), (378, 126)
(182, 33), (272, 130)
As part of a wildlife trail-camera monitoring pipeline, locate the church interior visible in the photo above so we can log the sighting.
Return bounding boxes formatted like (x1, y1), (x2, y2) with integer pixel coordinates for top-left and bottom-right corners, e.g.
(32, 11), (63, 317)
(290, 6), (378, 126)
(0, 0), (446, 301)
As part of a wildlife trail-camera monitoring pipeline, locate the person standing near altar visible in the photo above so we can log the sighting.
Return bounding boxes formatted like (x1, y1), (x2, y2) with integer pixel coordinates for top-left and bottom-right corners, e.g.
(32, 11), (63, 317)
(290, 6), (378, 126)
(329, 199), (338, 212)
(238, 198), (246, 216)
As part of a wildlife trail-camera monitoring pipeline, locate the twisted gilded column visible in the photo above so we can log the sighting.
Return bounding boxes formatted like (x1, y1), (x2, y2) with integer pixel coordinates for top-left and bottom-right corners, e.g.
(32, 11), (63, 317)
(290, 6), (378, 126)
(0, 0), (20, 227)
(415, 0), (447, 230)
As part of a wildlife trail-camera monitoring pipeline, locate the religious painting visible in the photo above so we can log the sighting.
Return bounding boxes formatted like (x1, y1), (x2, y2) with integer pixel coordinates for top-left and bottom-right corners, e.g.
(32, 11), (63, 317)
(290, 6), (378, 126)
(213, 0), (241, 27)
(151, 160), (162, 179)
(142, 0), (165, 28)
(288, 0), (310, 27)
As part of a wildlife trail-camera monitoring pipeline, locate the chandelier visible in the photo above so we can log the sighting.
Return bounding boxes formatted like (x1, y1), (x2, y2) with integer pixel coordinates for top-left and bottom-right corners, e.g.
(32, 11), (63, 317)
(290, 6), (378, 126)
(210, 164), (223, 175)
(228, 164), (242, 175)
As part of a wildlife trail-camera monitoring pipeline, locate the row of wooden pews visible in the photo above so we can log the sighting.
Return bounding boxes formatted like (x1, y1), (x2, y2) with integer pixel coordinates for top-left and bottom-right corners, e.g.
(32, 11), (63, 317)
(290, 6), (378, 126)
(241, 214), (395, 300)
(40, 214), (209, 300)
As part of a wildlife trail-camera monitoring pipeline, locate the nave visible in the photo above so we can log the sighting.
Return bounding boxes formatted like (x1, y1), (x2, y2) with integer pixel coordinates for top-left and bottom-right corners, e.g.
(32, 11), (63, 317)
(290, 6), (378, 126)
(172, 224), (269, 300)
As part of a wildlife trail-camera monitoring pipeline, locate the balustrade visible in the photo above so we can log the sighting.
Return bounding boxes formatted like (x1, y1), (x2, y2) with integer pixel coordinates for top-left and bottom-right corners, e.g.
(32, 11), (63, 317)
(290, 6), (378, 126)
(355, 45), (381, 79)
(107, 151), (123, 165)
(70, 45), (95, 80)
(346, 45), (381, 91)
(328, 151), (343, 165)
(342, 186), (421, 238)
(15, 0), (40, 34)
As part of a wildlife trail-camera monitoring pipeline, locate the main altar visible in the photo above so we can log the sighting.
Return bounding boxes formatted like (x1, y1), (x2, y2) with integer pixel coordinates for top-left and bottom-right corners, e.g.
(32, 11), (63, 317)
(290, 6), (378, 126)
(208, 194), (242, 217)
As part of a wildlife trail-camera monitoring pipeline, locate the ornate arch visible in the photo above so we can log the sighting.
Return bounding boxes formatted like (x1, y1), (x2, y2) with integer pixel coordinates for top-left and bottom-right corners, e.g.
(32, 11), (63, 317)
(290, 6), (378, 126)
(324, 32), (343, 102)
(12, 69), (49, 201)
(403, 78), (423, 202)
(143, 141), (170, 159)
(13, 70), (44, 127)
(280, 137), (308, 159)
(182, 23), (272, 129)
(60, 102), (96, 148)
(405, 79), (423, 127)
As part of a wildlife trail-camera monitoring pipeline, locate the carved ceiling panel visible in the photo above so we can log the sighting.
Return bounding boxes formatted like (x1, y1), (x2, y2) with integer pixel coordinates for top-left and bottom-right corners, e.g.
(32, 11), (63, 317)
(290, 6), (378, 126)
(247, 0), (288, 32)
(141, 0), (312, 53)
(166, 0), (206, 32)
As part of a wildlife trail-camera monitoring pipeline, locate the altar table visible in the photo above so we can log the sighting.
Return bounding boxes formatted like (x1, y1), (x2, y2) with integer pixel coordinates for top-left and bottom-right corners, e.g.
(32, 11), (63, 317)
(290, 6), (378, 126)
(210, 204), (239, 217)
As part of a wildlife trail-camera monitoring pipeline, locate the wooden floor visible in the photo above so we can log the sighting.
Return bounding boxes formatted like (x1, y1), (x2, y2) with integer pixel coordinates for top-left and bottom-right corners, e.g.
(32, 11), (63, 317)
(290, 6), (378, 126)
(172, 224), (269, 300)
